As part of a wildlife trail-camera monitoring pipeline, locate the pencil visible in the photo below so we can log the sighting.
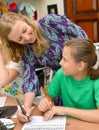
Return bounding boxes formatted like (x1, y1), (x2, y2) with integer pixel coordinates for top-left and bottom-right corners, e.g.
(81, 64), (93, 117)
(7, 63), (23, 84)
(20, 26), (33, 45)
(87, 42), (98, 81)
(16, 98), (30, 121)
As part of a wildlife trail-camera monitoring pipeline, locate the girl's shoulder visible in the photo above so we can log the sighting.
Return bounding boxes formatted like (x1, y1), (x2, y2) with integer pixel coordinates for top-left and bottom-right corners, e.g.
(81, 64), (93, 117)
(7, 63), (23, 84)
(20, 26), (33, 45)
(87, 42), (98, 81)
(55, 68), (65, 77)
(94, 78), (99, 84)
(6, 61), (22, 75)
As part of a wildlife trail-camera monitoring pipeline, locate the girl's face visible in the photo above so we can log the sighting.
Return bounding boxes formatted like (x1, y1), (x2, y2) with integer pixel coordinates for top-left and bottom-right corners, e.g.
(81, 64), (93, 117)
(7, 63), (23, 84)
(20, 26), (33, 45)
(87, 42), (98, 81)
(8, 20), (37, 44)
(60, 46), (81, 77)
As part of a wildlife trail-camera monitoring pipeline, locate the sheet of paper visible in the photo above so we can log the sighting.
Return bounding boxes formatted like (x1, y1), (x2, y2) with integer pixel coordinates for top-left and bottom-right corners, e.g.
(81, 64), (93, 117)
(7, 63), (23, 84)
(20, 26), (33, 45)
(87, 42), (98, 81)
(0, 97), (6, 107)
(22, 116), (66, 130)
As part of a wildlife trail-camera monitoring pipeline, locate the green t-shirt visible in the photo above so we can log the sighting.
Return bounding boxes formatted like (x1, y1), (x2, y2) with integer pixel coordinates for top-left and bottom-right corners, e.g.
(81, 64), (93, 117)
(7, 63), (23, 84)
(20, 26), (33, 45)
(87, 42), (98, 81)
(47, 68), (99, 109)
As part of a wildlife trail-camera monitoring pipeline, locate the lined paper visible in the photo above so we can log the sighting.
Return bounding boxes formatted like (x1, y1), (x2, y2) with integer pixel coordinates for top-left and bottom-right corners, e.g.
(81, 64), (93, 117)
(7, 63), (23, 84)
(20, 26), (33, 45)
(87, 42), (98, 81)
(22, 116), (66, 130)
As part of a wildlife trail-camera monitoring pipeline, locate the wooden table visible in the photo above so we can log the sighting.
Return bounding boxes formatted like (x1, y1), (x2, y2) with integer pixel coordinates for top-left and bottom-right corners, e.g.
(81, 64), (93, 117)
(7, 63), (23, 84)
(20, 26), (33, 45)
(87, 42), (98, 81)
(1, 94), (99, 130)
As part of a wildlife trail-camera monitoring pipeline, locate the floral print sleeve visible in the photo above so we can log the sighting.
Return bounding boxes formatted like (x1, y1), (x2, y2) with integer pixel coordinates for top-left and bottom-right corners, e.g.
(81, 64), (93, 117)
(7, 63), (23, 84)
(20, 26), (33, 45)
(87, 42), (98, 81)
(22, 45), (41, 95)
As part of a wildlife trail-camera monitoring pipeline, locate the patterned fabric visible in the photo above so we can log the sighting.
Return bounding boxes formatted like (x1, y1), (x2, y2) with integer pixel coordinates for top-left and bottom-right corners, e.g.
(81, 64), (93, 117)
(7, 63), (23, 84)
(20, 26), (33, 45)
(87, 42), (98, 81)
(0, 61), (23, 100)
(22, 14), (88, 95)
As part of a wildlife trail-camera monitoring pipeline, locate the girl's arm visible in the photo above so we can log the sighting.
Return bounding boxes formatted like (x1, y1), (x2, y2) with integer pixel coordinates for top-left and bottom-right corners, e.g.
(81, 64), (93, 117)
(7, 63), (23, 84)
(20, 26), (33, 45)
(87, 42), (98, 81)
(0, 44), (20, 86)
(38, 94), (54, 112)
(62, 106), (99, 123)
(43, 106), (99, 123)
(0, 54), (19, 85)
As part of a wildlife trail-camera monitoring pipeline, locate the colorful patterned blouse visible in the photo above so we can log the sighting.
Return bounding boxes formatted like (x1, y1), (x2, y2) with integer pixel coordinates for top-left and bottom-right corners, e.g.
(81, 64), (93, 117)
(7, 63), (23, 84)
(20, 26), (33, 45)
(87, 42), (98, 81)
(22, 14), (88, 95)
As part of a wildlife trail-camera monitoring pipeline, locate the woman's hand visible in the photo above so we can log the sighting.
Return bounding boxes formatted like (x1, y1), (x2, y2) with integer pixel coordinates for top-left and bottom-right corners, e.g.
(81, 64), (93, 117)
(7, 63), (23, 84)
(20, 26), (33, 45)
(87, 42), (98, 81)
(38, 97), (53, 112)
(16, 107), (33, 122)
(43, 106), (65, 121)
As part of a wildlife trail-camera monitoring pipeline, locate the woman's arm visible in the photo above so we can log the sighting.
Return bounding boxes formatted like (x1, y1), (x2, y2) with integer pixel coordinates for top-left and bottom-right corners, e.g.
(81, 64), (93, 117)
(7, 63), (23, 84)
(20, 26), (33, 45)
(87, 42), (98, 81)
(22, 45), (41, 95)
(24, 92), (35, 109)
(16, 92), (35, 122)
(39, 14), (88, 40)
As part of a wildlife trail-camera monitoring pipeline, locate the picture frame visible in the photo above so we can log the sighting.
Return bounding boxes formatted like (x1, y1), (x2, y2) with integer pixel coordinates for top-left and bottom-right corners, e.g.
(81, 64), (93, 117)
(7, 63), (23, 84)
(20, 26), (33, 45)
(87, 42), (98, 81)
(47, 4), (58, 14)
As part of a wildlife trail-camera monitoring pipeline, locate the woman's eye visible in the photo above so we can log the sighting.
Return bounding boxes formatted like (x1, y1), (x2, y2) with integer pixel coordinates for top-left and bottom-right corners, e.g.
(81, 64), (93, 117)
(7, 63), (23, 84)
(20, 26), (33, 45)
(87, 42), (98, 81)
(18, 37), (22, 42)
(22, 28), (26, 33)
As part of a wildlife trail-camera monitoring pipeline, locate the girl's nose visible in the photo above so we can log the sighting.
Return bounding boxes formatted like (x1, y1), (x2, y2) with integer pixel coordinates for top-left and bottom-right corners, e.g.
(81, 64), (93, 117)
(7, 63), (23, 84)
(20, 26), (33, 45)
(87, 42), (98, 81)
(60, 58), (64, 66)
(59, 60), (62, 66)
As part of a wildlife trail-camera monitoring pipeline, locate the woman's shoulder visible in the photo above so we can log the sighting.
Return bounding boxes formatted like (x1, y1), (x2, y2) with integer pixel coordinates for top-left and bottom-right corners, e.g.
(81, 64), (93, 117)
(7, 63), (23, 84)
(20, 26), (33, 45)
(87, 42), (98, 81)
(39, 14), (67, 24)
(44, 13), (65, 18)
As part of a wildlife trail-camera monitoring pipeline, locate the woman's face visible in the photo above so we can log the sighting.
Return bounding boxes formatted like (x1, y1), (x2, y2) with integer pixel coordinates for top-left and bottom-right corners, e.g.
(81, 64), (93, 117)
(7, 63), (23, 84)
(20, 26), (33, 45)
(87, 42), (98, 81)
(8, 20), (37, 44)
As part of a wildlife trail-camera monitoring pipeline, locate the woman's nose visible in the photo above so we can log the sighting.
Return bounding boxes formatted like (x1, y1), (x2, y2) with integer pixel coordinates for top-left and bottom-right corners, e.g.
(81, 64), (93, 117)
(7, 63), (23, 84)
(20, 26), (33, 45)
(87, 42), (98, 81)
(23, 34), (30, 41)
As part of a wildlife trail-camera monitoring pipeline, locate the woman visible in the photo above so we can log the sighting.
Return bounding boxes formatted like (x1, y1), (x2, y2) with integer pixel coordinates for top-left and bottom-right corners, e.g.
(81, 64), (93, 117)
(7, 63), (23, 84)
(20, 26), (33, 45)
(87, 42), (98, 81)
(0, 12), (88, 122)
(38, 38), (99, 123)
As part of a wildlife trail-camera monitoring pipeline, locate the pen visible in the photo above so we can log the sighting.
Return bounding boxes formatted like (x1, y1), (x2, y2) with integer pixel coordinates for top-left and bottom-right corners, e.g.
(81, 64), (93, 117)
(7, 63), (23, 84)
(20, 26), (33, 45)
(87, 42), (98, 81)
(16, 98), (30, 121)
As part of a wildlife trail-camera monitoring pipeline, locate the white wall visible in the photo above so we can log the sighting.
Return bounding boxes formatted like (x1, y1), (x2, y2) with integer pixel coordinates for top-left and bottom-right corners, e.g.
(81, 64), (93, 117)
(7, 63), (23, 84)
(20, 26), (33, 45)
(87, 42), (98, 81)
(36, 0), (65, 18)
(2, 0), (64, 19)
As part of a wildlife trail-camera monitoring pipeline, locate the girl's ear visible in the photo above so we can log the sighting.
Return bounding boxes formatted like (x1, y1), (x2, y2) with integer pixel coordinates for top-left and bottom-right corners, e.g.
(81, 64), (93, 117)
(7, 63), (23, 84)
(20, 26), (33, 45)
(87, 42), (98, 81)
(78, 61), (87, 71)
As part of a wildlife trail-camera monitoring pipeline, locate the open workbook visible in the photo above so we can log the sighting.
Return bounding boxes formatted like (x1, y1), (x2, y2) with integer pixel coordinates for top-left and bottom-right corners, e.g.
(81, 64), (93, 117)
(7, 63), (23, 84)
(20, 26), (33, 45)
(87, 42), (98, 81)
(22, 116), (66, 130)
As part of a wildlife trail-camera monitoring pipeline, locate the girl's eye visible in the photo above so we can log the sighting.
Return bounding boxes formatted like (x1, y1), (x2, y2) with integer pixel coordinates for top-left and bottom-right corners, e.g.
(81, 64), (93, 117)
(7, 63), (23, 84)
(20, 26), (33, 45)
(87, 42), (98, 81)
(63, 57), (67, 62)
(62, 57), (65, 60)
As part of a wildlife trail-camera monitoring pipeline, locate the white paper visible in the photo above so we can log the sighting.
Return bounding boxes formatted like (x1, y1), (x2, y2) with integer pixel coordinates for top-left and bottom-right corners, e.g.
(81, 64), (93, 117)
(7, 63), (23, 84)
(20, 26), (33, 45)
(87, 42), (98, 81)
(0, 96), (6, 107)
(22, 116), (66, 130)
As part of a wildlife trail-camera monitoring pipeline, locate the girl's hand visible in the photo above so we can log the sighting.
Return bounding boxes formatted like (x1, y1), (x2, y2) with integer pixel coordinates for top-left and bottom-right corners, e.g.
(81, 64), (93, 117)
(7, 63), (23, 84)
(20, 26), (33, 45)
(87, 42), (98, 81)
(43, 106), (65, 121)
(38, 97), (53, 112)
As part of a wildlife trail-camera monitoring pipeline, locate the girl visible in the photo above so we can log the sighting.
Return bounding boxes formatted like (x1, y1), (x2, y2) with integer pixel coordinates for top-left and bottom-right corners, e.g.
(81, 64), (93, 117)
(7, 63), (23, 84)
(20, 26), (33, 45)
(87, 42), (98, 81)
(38, 38), (99, 123)
(0, 36), (23, 99)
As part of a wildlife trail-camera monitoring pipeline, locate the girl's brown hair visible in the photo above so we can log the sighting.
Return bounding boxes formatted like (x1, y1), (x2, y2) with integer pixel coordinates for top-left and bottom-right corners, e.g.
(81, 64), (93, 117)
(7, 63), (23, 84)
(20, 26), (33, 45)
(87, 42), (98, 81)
(65, 38), (99, 80)
(0, 12), (49, 62)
